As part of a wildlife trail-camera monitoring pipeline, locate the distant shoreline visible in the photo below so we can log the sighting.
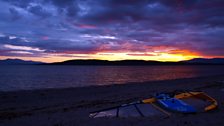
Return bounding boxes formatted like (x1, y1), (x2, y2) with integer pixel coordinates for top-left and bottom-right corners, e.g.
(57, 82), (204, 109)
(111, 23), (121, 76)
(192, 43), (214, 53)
(44, 59), (224, 66)
(1, 58), (224, 65)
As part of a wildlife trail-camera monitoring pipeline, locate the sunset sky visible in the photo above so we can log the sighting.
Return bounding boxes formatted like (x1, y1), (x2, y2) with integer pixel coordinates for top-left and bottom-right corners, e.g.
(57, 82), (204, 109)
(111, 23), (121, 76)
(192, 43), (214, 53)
(0, 0), (223, 63)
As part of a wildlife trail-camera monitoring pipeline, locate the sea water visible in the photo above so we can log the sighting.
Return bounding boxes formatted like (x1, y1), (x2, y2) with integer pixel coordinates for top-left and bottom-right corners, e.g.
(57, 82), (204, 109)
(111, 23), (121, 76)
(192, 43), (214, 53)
(0, 65), (224, 91)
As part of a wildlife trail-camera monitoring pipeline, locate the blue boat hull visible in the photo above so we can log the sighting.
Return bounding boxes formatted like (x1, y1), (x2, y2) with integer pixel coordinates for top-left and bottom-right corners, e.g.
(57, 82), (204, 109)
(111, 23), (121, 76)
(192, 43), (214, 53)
(156, 94), (196, 113)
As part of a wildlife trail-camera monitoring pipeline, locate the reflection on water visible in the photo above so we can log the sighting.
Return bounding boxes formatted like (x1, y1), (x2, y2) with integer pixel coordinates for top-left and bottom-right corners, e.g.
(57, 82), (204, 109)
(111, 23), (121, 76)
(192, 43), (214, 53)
(0, 65), (224, 91)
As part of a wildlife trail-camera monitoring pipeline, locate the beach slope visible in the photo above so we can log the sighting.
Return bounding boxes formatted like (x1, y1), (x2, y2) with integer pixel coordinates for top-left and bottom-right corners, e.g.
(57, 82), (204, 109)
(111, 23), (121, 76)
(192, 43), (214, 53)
(0, 75), (224, 126)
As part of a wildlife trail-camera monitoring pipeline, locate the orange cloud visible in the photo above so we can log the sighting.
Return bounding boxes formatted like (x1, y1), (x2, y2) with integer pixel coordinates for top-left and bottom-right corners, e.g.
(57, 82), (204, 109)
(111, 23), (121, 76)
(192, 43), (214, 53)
(127, 53), (157, 56)
(168, 49), (199, 56)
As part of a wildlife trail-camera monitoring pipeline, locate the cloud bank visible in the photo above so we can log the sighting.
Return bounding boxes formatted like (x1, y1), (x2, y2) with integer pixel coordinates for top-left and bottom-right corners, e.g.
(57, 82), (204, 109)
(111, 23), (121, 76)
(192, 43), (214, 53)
(0, 0), (224, 61)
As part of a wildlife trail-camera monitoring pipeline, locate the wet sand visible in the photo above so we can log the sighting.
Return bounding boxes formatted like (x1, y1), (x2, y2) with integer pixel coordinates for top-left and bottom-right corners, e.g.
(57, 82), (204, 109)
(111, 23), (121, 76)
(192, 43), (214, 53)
(0, 75), (224, 126)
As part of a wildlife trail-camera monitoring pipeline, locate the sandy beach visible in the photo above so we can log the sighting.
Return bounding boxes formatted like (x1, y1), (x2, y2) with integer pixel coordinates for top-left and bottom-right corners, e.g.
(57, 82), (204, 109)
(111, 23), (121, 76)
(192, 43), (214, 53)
(0, 75), (224, 126)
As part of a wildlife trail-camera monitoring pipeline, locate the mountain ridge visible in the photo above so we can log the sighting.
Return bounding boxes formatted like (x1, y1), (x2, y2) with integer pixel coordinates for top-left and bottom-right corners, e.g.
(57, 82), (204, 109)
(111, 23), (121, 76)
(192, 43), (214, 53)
(1, 58), (224, 65)
(0, 59), (44, 65)
(47, 58), (224, 65)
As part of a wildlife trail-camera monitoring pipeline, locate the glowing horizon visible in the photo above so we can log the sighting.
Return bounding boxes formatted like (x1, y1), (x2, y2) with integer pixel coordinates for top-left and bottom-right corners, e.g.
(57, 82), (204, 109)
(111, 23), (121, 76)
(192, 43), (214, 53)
(0, 51), (213, 63)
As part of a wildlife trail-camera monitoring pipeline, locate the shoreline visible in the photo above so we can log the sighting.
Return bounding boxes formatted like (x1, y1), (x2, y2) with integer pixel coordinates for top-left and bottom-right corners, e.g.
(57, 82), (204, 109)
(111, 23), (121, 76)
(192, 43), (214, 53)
(0, 75), (224, 126)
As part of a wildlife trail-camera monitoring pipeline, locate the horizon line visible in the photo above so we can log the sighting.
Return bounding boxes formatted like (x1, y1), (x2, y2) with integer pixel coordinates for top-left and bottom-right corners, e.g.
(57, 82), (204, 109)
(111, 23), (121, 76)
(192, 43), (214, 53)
(1, 57), (223, 64)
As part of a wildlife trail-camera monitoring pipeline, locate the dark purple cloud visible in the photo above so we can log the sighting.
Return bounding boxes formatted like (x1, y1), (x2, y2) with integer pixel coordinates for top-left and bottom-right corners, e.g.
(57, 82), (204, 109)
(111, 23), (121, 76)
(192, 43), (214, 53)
(0, 0), (224, 59)
(28, 5), (52, 18)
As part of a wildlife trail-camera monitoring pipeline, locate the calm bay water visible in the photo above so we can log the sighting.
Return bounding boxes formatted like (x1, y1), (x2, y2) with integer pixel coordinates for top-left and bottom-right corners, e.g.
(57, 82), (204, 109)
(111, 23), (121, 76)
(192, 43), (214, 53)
(0, 65), (224, 91)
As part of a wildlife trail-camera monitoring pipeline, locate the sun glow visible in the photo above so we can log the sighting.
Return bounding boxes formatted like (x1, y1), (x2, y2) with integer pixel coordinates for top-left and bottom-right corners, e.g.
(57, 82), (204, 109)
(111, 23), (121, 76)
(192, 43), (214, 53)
(94, 52), (199, 62)
(0, 51), (200, 63)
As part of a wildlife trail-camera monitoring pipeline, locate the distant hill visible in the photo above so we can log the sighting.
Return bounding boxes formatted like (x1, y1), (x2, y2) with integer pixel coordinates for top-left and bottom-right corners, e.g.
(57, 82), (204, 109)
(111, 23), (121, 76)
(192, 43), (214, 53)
(47, 58), (224, 66)
(48, 59), (174, 66)
(0, 59), (43, 65)
(1, 58), (224, 65)
(183, 58), (224, 64)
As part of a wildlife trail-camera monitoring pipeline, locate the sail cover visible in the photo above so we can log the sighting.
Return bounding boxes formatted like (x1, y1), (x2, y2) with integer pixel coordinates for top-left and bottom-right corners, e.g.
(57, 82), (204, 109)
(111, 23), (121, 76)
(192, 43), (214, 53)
(89, 102), (168, 118)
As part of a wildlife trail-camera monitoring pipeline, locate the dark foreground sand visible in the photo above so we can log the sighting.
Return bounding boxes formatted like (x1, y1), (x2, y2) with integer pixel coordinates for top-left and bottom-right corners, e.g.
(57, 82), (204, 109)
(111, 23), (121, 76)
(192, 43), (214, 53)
(0, 75), (224, 126)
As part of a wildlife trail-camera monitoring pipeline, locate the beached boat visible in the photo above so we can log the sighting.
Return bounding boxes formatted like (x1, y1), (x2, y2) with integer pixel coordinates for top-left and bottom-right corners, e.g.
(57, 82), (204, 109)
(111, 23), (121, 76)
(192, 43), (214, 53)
(89, 91), (217, 118)
(155, 93), (197, 113)
(174, 91), (218, 112)
(144, 91), (217, 113)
